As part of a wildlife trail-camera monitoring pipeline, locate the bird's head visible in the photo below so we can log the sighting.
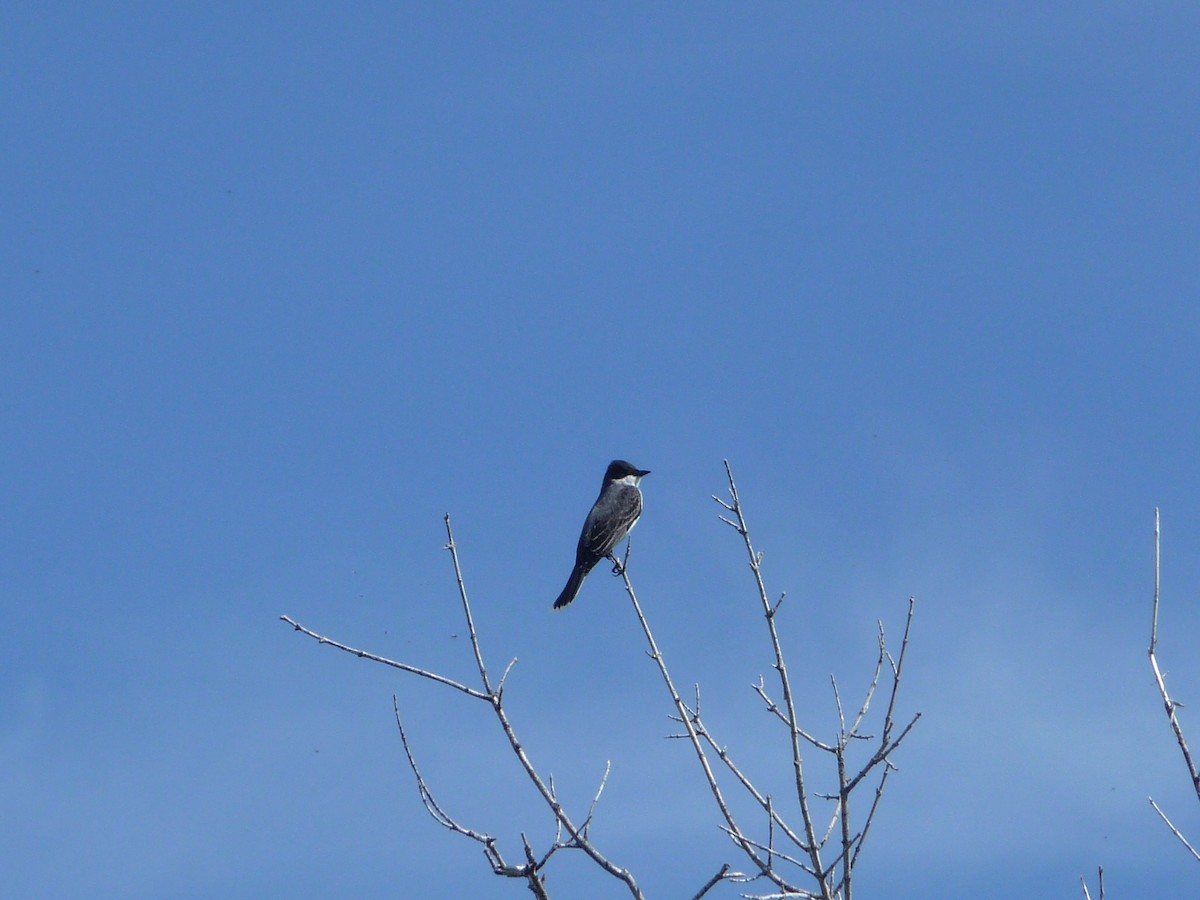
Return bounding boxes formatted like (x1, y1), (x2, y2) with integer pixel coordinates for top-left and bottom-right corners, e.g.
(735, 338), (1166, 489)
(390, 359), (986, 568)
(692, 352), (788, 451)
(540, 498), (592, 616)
(605, 459), (650, 485)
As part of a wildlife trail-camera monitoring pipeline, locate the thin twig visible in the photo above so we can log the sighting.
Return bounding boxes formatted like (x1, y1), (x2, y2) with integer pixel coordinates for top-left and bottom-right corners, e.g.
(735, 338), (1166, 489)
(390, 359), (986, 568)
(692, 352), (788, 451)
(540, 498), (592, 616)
(445, 513), (492, 694)
(1147, 510), (1200, 814)
(832, 676), (846, 740)
(394, 695), (534, 882)
(1149, 797), (1200, 863)
(753, 678), (834, 751)
(846, 625), (887, 739)
(279, 615), (488, 700)
(496, 657), (518, 698)
(394, 697), (492, 842)
(580, 761), (613, 837)
(716, 826), (811, 872)
(818, 803), (839, 854)
(880, 599), (917, 746)
(766, 795), (776, 868)
(849, 760), (894, 872)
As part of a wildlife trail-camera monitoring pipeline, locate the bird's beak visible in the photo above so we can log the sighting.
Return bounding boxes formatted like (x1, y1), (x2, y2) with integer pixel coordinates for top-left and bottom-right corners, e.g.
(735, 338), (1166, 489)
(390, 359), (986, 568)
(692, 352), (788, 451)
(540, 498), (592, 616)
(638, 469), (651, 477)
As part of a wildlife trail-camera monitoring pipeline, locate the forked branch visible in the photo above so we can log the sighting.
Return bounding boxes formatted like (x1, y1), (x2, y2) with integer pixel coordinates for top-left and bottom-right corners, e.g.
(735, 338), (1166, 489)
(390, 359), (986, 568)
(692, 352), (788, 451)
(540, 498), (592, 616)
(714, 461), (826, 888)
(281, 514), (644, 898)
(283, 468), (919, 900)
(618, 566), (802, 895)
(620, 461), (919, 900)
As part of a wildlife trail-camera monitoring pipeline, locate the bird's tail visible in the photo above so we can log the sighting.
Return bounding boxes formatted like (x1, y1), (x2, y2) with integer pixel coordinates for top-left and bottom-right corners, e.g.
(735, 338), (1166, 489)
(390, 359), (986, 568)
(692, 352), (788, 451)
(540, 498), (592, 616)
(553, 565), (587, 610)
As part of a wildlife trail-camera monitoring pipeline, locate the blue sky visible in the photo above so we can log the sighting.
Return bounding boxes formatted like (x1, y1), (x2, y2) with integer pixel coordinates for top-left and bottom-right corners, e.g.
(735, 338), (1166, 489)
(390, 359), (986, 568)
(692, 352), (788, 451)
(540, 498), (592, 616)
(4, 4), (1200, 898)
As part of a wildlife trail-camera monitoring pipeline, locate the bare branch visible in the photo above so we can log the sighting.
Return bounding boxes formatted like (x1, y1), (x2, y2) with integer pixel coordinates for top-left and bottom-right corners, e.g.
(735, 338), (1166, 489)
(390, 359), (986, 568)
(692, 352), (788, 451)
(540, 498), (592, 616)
(1146, 510), (1200, 821)
(752, 678), (834, 752)
(712, 494), (737, 513)
(279, 615), (489, 700)
(880, 598), (917, 745)
(1149, 797), (1200, 863)
(437, 516), (644, 895)
(286, 467), (919, 900)
(766, 795), (776, 867)
(284, 516), (646, 898)
(717, 460), (826, 890)
(717, 826), (812, 873)
(849, 760), (896, 872)
(580, 761), (613, 838)
(691, 863), (732, 900)
(831, 676), (846, 740)
(444, 513), (493, 694)
(496, 657), (518, 698)
(392, 696), (500, 853)
(712, 463), (919, 899)
(836, 742), (852, 898)
(818, 803), (839, 854)
(845, 625), (887, 739)
(618, 564), (802, 894)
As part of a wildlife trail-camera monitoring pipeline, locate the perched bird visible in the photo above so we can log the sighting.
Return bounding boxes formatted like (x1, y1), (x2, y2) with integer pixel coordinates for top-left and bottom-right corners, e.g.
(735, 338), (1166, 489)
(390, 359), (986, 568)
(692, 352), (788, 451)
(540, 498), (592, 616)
(553, 459), (651, 610)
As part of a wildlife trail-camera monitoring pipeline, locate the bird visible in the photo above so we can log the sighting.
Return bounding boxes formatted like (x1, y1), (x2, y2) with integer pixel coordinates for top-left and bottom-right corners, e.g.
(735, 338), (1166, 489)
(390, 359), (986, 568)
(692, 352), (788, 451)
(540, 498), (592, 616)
(553, 459), (651, 610)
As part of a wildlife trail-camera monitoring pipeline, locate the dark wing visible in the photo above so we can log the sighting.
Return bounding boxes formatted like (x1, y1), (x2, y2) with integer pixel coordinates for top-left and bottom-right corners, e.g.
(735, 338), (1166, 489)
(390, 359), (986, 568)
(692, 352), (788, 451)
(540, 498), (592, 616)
(579, 485), (642, 560)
